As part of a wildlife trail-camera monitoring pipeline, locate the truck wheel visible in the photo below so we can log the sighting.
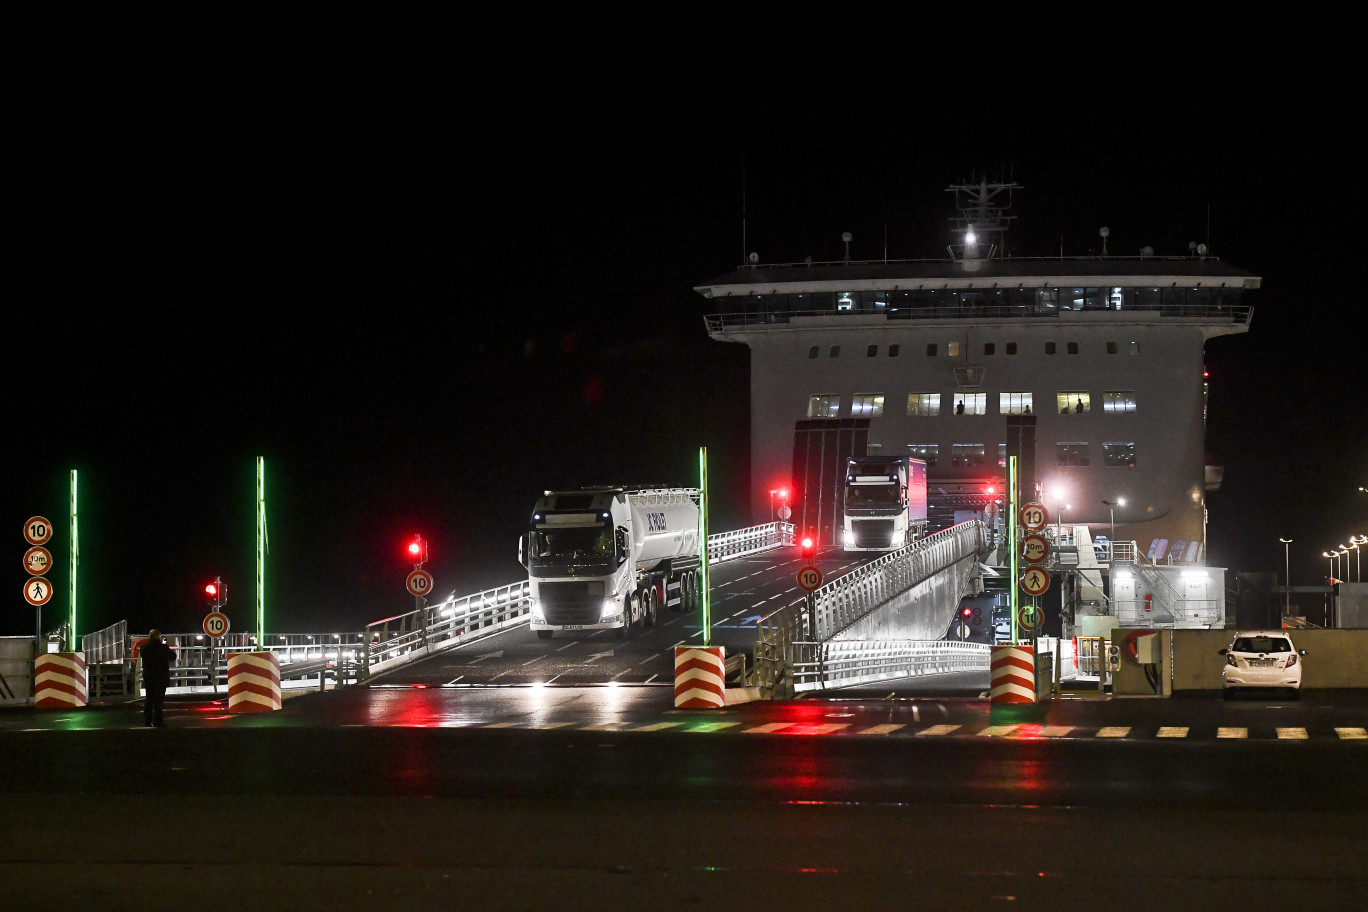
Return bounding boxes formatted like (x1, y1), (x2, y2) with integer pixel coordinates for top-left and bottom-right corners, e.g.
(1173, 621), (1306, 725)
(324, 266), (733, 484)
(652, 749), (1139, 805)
(676, 572), (691, 612)
(536, 630), (553, 640)
(644, 588), (657, 627)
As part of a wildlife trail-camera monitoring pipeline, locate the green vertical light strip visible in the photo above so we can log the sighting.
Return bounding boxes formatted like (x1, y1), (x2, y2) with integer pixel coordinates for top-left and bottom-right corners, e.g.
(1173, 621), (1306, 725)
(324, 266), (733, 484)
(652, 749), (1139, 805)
(699, 446), (710, 646)
(1008, 456), (1019, 646)
(69, 470), (79, 652)
(256, 457), (266, 645)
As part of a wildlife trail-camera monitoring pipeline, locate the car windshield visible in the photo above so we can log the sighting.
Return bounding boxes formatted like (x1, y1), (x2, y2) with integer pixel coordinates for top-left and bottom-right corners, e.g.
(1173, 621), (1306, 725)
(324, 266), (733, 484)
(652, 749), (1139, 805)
(1233, 636), (1291, 653)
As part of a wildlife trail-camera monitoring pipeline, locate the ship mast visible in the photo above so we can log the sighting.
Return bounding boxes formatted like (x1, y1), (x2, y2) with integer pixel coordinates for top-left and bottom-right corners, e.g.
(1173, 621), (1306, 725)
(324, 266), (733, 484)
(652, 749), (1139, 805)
(946, 178), (1021, 266)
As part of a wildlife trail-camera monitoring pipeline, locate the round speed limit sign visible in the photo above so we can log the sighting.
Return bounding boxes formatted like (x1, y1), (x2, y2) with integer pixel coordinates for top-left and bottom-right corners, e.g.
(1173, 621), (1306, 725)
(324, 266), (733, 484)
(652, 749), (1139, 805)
(203, 611), (230, 638)
(1019, 502), (1049, 532)
(796, 565), (823, 592)
(406, 569), (434, 597)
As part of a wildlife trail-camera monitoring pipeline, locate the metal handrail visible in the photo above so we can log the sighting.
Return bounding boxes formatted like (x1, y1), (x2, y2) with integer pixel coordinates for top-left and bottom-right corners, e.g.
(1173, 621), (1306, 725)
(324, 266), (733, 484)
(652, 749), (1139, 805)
(706, 303), (1252, 332)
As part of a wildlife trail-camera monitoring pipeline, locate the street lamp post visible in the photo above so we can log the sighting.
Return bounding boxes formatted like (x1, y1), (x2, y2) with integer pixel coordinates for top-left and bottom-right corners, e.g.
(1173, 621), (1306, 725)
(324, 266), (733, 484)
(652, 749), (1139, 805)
(1279, 537), (1292, 617)
(1102, 498), (1125, 559)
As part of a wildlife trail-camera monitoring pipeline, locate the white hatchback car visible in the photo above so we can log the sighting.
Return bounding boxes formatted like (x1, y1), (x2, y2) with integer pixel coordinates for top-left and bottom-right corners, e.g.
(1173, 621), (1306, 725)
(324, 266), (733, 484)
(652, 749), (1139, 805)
(1219, 630), (1307, 699)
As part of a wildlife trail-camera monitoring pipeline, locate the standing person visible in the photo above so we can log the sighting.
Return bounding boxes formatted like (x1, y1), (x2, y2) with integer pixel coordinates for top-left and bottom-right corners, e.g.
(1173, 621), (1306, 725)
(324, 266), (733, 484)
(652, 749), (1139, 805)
(140, 629), (175, 727)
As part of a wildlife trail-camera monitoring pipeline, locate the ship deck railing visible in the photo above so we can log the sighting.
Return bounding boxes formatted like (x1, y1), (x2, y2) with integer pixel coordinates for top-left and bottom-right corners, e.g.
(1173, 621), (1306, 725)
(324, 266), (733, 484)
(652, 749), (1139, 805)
(706, 303), (1252, 332)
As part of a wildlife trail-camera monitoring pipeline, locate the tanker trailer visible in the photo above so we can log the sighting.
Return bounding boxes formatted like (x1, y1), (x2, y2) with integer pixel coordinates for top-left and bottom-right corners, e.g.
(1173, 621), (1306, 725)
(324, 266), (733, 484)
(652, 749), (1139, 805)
(518, 487), (703, 639)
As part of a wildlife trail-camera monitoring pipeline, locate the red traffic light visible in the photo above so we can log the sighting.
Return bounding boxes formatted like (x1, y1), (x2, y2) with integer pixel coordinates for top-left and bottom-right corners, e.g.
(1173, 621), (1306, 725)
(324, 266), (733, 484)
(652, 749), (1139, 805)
(984, 484), (996, 495)
(407, 540), (422, 558)
(801, 535), (814, 550)
(962, 606), (972, 617)
(204, 582), (218, 598)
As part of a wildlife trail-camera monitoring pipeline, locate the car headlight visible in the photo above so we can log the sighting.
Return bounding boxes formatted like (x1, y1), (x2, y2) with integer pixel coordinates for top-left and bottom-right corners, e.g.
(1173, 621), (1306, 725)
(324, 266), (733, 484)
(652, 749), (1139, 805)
(529, 599), (544, 622)
(843, 530), (855, 548)
(600, 598), (621, 621)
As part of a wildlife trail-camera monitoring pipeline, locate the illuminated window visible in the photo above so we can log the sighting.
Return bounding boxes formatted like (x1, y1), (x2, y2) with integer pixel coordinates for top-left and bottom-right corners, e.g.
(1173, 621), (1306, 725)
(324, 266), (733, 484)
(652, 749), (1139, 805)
(1103, 442), (1136, 466)
(998, 443), (1007, 467)
(1103, 391), (1137, 413)
(907, 444), (938, 467)
(906, 393), (940, 416)
(1056, 391), (1091, 414)
(1056, 442), (1090, 466)
(1129, 341), (1141, 354)
(1000, 392), (1034, 415)
(952, 443), (989, 467)
(807, 395), (840, 418)
(951, 393), (986, 416)
(948, 342), (961, 357)
(866, 443), (882, 453)
(851, 393), (884, 417)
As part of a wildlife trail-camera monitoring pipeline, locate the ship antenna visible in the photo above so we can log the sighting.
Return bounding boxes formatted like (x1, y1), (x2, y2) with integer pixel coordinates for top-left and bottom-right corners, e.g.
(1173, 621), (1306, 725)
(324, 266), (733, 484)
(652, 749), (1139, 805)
(741, 154), (747, 266)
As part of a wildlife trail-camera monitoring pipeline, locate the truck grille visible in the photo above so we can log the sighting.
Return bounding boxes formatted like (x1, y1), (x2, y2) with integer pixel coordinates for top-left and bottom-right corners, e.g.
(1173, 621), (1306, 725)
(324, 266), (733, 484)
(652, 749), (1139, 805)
(540, 580), (605, 625)
(853, 520), (895, 548)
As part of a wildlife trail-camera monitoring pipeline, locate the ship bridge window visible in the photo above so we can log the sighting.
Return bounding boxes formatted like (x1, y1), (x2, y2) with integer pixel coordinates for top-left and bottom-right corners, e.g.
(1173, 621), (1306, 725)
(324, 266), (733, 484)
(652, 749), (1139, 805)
(926, 343), (938, 356)
(1045, 341), (1057, 355)
(1107, 341), (1118, 354)
(867, 344), (878, 357)
(908, 444), (938, 466)
(1006, 342), (1018, 355)
(829, 345), (841, 358)
(1057, 392), (1091, 414)
(1000, 392), (1034, 415)
(952, 443), (989, 467)
(1067, 341), (1079, 354)
(851, 393), (885, 417)
(984, 343), (996, 356)
(1055, 442), (1091, 466)
(953, 393), (986, 416)
(1103, 442), (1136, 467)
(1103, 391), (1137, 413)
(807, 394), (840, 418)
(888, 344), (900, 357)
(808, 346), (819, 359)
(907, 393), (941, 416)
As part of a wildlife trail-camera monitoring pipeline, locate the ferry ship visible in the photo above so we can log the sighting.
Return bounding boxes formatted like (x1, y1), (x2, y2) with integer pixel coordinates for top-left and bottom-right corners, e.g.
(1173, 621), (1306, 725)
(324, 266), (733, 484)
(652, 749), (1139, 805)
(696, 179), (1258, 582)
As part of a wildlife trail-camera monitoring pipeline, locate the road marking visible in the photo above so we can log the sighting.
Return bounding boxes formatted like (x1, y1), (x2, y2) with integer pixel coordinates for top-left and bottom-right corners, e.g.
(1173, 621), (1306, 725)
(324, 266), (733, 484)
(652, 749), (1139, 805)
(527, 721), (575, 730)
(916, 724), (960, 736)
(686, 721), (739, 733)
(1157, 726), (1189, 738)
(555, 642), (578, 652)
(1217, 727), (1247, 739)
(1335, 727), (1368, 740)
(444, 676), (464, 686)
(787, 723), (850, 735)
(744, 722), (791, 734)
(482, 722), (521, 728)
(520, 656), (545, 666)
(859, 724), (905, 735)
(1276, 727), (1308, 740)
(631, 721), (683, 732)
(1096, 727), (1130, 738)
(582, 722), (628, 731)
(1039, 726), (1074, 738)
(979, 725), (1019, 737)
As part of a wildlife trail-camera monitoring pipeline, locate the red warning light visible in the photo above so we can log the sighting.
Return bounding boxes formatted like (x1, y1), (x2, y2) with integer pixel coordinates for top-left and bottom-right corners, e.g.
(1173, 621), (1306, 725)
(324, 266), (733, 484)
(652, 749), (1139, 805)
(204, 582), (218, 598)
(407, 540), (422, 558)
(962, 606), (973, 617)
(985, 484), (996, 495)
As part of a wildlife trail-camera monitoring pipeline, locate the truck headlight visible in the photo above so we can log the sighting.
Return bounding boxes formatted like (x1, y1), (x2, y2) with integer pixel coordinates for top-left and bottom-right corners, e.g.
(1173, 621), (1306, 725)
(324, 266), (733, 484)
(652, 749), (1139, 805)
(843, 530), (855, 548)
(529, 599), (544, 622)
(600, 598), (621, 621)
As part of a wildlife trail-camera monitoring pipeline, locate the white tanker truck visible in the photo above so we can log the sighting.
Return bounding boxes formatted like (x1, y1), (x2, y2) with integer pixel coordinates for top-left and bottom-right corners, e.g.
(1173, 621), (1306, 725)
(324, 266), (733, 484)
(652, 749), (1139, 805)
(518, 486), (704, 639)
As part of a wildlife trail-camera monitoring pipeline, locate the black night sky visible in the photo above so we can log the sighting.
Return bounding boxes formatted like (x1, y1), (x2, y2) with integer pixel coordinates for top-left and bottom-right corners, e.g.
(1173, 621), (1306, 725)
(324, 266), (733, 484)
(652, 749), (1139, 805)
(6, 24), (1364, 637)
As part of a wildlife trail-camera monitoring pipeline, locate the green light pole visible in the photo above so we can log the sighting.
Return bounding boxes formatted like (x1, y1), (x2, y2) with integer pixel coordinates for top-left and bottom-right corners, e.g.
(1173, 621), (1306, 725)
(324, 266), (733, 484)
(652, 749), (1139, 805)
(1008, 455), (1018, 646)
(256, 457), (267, 646)
(698, 446), (710, 646)
(69, 470), (79, 652)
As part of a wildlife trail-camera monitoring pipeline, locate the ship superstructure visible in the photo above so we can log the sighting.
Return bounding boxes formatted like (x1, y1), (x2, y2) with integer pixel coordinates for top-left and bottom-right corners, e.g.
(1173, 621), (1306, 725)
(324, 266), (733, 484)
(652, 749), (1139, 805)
(696, 179), (1259, 571)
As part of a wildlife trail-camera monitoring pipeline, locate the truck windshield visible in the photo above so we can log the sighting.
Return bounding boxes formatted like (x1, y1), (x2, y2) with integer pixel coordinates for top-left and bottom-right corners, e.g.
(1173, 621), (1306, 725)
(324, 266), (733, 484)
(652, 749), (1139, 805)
(530, 524), (614, 566)
(846, 484), (901, 506)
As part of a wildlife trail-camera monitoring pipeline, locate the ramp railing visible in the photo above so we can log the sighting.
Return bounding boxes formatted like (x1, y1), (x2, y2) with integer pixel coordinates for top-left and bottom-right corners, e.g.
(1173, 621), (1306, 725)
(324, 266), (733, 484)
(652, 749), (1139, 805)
(809, 521), (988, 640)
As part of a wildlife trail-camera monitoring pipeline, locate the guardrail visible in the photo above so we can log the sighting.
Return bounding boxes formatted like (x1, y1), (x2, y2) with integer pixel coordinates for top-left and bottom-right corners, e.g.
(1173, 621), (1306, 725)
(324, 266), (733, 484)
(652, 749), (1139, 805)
(809, 521), (987, 640)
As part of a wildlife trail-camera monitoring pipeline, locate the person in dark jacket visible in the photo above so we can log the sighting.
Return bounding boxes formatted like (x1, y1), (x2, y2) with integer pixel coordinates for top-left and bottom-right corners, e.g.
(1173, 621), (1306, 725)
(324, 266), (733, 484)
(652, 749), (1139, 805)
(140, 629), (175, 727)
